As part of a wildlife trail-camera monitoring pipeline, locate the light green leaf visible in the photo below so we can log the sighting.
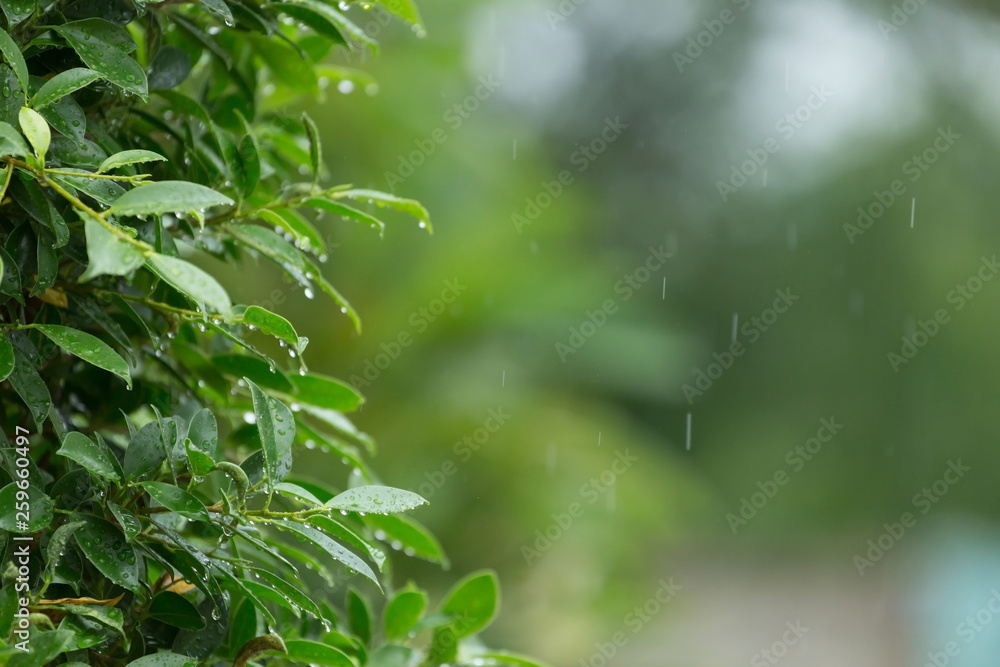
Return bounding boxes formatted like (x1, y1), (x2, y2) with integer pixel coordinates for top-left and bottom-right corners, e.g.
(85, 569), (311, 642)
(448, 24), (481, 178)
(303, 198), (385, 236)
(326, 485), (427, 514)
(240, 306), (300, 349)
(337, 189), (431, 232)
(34, 324), (131, 387)
(108, 180), (233, 219)
(0, 27), (28, 101)
(441, 571), (500, 638)
(384, 588), (427, 641)
(375, 0), (424, 28)
(53, 19), (148, 99)
(19, 107), (49, 159)
(291, 373), (362, 412)
(109, 503), (141, 541)
(146, 253), (232, 314)
(98, 149), (167, 173)
(57, 431), (121, 482)
(473, 652), (553, 667)
(79, 215), (147, 282)
(280, 640), (354, 667)
(185, 439), (215, 476)
(33, 68), (101, 109)
(0, 483), (53, 533)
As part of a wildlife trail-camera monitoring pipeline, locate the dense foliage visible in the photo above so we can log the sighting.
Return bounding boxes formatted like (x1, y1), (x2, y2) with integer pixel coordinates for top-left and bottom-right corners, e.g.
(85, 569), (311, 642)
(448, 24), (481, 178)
(0, 1), (542, 665)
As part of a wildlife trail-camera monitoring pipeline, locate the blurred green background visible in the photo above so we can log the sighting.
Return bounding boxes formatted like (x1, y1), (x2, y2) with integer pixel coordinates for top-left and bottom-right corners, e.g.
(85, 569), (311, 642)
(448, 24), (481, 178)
(228, 0), (1000, 664)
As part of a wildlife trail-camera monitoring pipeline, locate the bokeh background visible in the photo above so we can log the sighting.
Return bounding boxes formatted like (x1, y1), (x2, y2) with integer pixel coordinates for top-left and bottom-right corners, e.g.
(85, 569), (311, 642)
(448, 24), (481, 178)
(229, 0), (1000, 664)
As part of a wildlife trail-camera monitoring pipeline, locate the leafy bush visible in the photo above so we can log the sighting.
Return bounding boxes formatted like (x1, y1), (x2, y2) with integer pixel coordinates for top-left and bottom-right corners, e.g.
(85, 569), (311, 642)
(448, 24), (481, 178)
(0, 1), (542, 665)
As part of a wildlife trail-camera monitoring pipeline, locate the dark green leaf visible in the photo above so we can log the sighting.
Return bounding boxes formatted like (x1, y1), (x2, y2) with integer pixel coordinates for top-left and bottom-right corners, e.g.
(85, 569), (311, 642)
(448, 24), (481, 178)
(0, 483), (53, 532)
(74, 517), (139, 592)
(32, 68), (101, 109)
(149, 592), (206, 631)
(53, 19), (148, 98)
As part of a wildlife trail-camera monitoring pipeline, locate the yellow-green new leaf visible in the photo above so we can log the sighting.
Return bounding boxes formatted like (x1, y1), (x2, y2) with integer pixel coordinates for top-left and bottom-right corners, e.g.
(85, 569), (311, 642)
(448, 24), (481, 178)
(19, 107), (50, 160)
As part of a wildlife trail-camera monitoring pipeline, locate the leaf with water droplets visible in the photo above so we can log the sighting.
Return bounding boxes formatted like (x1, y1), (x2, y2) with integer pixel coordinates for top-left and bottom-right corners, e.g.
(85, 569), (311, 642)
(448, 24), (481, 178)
(109, 502), (141, 541)
(53, 19), (148, 99)
(248, 379), (293, 493)
(335, 189), (431, 232)
(0, 483), (52, 532)
(149, 592), (206, 631)
(141, 482), (211, 521)
(45, 520), (86, 581)
(124, 651), (199, 667)
(75, 517), (139, 593)
(110, 180), (232, 220)
(240, 306), (300, 350)
(0, 120), (27, 158)
(32, 68), (101, 110)
(281, 639), (354, 667)
(123, 419), (172, 480)
(374, 0), (423, 28)
(57, 431), (121, 482)
(326, 485), (427, 515)
(364, 513), (447, 567)
(0, 0), (33, 26)
(0, 27), (27, 101)
(7, 346), (52, 429)
(271, 520), (379, 588)
(146, 253), (232, 314)
(98, 149), (167, 173)
(34, 324), (131, 388)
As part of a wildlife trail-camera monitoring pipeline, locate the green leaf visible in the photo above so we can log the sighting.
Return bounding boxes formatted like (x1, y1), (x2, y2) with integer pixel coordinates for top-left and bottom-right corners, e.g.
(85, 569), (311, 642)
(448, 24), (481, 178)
(0, 121), (28, 158)
(307, 515), (385, 570)
(0, 0), (32, 26)
(248, 379), (293, 492)
(34, 324), (131, 387)
(75, 517), (139, 592)
(109, 502), (141, 541)
(124, 652), (199, 667)
(109, 180), (233, 219)
(347, 588), (371, 645)
(32, 68), (101, 110)
(281, 639), (354, 667)
(147, 45), (192, 90)
(98, 149), (167, 173)
(240, 306), (300, 349)
(7, 347), (52, 429)
(19, 107), (49, 160)
(441, 571), (500, 638)
(57, 431), (121, 482)
(53, 19), (148, 99)
(79, 215), (147, 282)
(272, 520), (380, 588)
(0, 483), (53, 533)
(146, 253), (232, 314)
(141, 482), (211, 520)
(247, 34), (318, 95)
(123, 419), (173, 480)
(188, 408), (219, 458)
(197, 0), (234, 25)
(38, 96), (87, 147)
(0, 27), (28, 101)
(337, 189), (431, 232)
(384, 588), (427, 641)
(292, 373), (363, 412)
(253, 209), (325, 254)
(364, 513), (448, 566)
(473, 651), (553, 667)
(149, 592), (206, 630)
(302, 111), (321, 185)
(0, 333), (13, 382)
(375, 0), (423, 27)
(303, 198), (385, 236)
(186, 440), (215, 476)
(7, 630), (74, 667)
(326, 485), (427, 514)
(45, 520), (86, 579)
